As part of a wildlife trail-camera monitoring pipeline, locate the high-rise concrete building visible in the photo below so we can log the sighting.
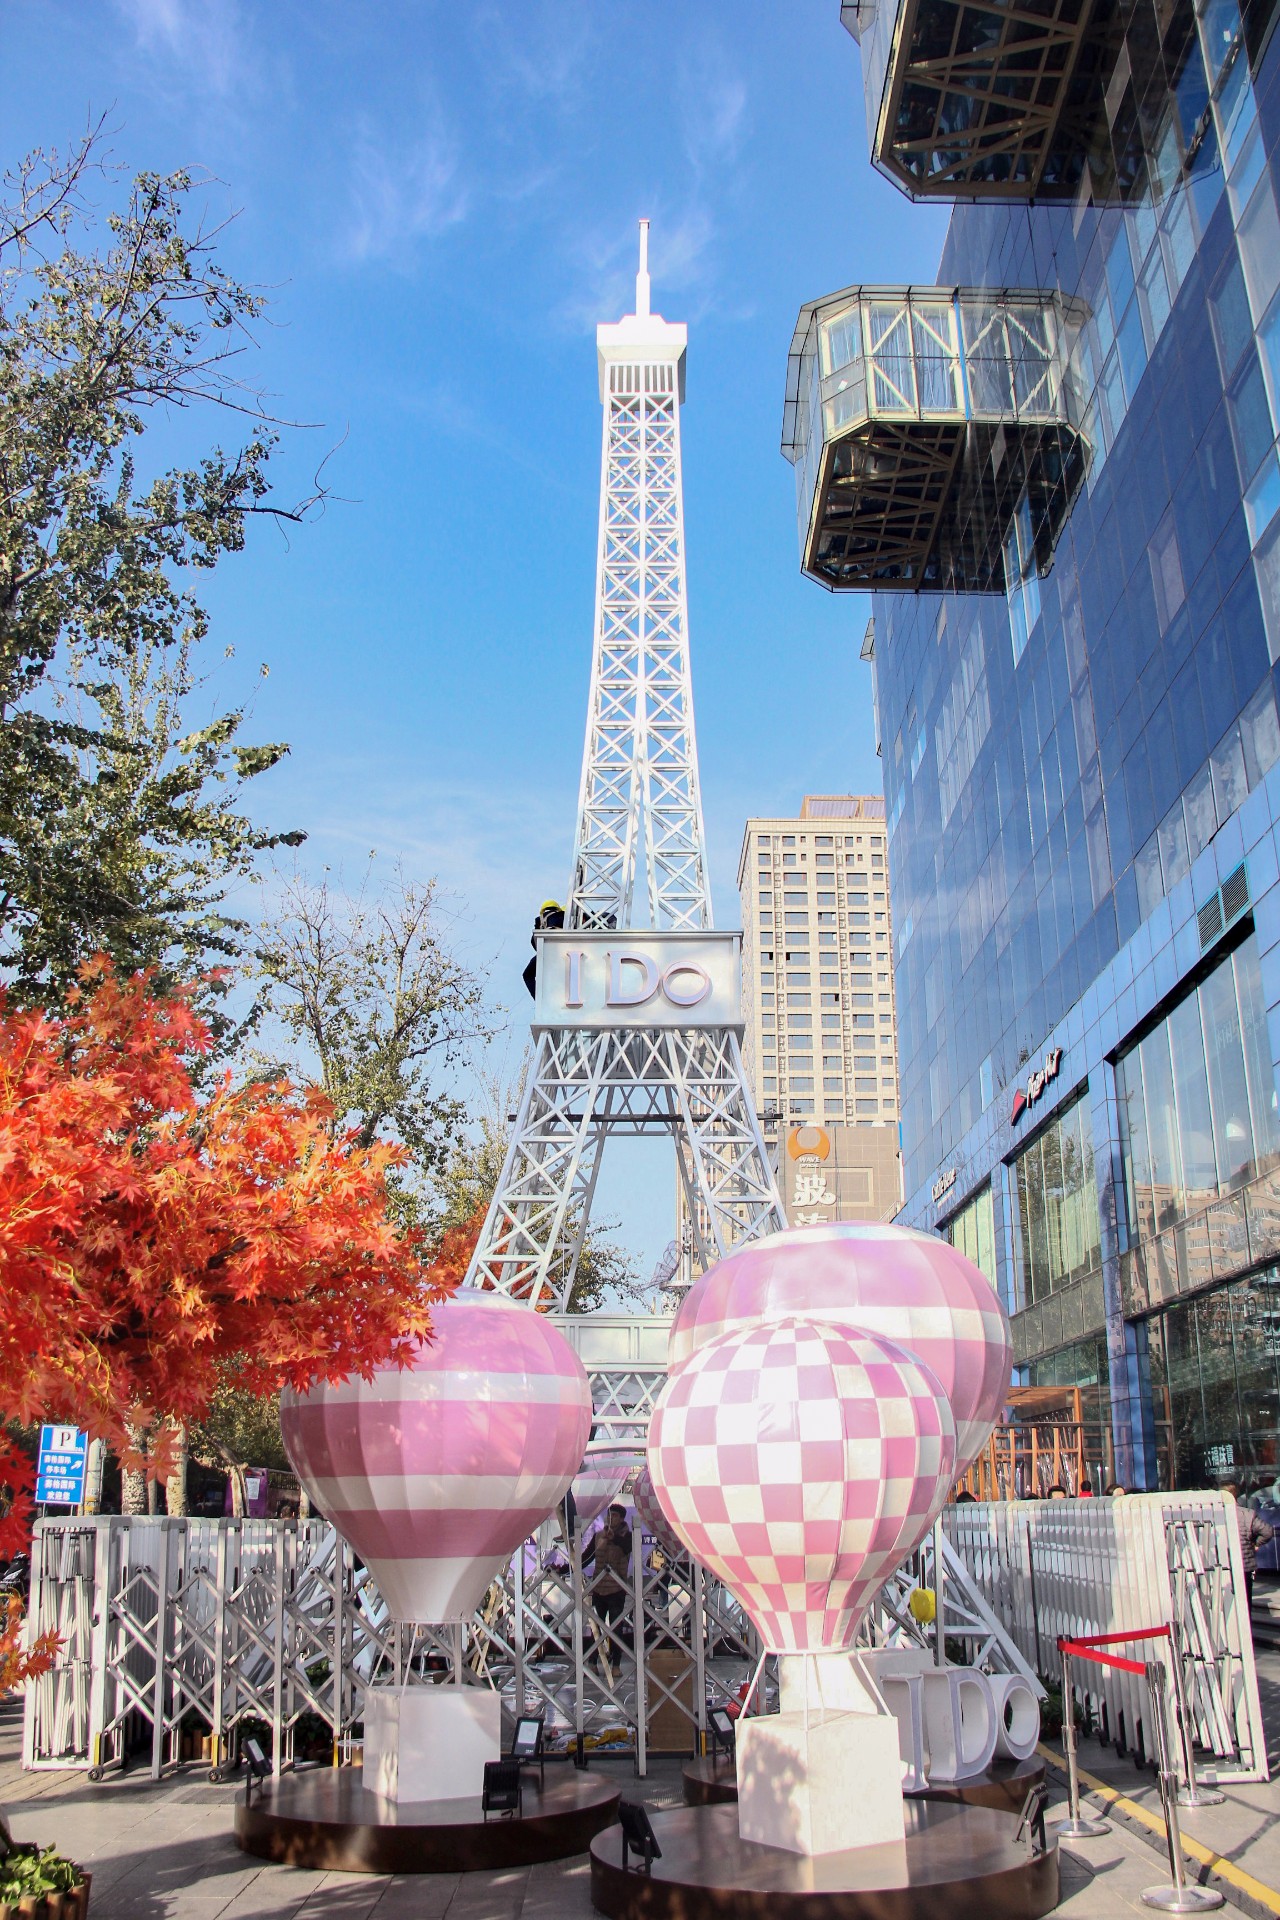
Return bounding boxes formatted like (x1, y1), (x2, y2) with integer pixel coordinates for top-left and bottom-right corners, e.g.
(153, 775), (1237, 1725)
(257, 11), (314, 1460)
(783, 0), (1280, 1492)
(736, 795), (903, 1227)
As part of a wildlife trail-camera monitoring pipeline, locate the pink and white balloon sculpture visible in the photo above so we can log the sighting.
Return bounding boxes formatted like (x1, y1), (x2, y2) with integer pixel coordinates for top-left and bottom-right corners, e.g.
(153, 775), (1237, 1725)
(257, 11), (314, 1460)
(648, 1221), (1010, 1653)
(571, 1453), (632, 1530)
(281, 1291), (592, 1623)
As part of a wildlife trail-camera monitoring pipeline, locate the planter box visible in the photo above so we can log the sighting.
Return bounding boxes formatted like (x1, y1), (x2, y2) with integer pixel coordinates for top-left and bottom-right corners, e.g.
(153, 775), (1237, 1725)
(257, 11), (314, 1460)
(0, 1872), (90, 1919)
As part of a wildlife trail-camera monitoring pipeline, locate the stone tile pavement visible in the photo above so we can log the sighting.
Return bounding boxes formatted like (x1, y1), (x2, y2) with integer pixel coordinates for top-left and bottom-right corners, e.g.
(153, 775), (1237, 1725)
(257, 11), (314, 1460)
(0, 1691), (1270, 1919)
(1040, 1644), (1280, 1919)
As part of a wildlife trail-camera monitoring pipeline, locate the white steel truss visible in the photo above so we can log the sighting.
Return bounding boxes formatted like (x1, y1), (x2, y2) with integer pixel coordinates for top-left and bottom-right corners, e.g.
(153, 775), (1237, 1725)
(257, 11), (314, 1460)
(467, 224), (784, 1312)
(470, 1025), (782, 1313)
(570, 223), (710, 934)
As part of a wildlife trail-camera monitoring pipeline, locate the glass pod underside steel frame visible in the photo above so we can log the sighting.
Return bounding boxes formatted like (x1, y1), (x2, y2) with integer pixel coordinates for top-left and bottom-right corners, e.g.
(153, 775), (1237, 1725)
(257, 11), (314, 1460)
(841, 0), (1279, 202)
(782, 284), (1089, 592)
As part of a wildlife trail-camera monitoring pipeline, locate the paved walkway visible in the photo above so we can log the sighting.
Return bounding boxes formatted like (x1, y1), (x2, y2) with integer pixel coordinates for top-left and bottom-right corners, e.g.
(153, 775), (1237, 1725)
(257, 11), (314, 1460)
(1037, 1645), (1280, 1920)
(0, 1695), (1244, 1920)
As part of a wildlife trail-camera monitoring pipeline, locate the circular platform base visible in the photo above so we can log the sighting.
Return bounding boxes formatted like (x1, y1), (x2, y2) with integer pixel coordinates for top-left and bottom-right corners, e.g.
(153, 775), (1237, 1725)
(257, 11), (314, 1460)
(681, 1754), (1046, 1816)
(235, 1766), (620, 1873)
(682, 1755), (738, 1805)
(919, 1755), (1046, 1815)
(591, 1799), (1059, 1920)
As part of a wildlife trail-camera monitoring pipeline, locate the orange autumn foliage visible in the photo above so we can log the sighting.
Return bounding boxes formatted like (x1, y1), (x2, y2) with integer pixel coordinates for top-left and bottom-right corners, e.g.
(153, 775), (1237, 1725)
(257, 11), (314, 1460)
(0, 959), (473, 1461)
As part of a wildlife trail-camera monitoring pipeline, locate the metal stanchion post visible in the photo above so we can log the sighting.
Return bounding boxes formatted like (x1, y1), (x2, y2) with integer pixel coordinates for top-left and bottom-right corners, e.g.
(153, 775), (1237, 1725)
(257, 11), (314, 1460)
(1167, 1631), (1224, 1809)
(1051, 1644), (1110, 1838)
(1141, 1659), (1224, 1912)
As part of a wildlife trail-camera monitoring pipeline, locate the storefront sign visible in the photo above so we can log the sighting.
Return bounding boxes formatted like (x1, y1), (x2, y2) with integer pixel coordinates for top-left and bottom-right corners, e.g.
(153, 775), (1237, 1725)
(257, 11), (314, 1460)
(788, 1124), (832, 1162)
(1011, 1047), (1063, 1124)
(932, 1167), (957, 1203)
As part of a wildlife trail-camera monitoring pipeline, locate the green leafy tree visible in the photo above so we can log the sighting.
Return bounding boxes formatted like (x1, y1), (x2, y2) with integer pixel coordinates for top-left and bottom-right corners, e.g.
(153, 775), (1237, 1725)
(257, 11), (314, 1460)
(255, 867), (495, 1212)
(0, 127), (315, 1011)
(188, 1371), (292, 1519)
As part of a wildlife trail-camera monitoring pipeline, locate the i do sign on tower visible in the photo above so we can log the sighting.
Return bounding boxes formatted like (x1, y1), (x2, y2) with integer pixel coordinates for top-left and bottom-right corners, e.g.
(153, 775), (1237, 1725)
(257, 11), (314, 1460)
(533, 929), (742, 1029)
(36, 1425), (88, 1506)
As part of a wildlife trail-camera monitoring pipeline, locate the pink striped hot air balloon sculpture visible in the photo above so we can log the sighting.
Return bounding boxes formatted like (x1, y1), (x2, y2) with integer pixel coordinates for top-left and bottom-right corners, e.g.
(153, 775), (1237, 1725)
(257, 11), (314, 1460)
(281, 1292), (592, 1623)
(571, 1453), (632, 1530)
(648, 1315), (957, 1652)
(669, 1220), (1010, 1473)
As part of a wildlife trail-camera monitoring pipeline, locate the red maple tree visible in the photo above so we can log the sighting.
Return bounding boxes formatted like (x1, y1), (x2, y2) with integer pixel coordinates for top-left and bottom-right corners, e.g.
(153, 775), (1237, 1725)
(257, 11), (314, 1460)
(0, 958), (476, 1508)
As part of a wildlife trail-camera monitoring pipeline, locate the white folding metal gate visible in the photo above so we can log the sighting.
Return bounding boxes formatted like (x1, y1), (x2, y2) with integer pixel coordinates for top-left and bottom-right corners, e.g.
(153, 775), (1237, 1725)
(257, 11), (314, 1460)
(944, 1494), (1269, 1782)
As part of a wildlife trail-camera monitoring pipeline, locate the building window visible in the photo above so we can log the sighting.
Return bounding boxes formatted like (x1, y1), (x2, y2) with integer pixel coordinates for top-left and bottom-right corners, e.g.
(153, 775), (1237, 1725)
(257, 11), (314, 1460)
(1116, 933), (1280, 1246)
(942, 1184), (997, 1295)
(1143, 1271), (1280, 1488)
(1012, 1089), (1101, 1307)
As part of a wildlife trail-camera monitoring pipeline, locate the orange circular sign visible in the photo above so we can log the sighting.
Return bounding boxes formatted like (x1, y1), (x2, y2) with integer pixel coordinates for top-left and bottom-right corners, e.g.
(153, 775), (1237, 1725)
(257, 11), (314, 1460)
(787, 1124), (831, 1161)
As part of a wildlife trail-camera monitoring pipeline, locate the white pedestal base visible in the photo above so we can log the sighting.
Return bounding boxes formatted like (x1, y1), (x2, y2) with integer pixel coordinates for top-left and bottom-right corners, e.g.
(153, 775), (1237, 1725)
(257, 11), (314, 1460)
(362, 1686), (501, 1803)
(736, 1707), (906, 1857)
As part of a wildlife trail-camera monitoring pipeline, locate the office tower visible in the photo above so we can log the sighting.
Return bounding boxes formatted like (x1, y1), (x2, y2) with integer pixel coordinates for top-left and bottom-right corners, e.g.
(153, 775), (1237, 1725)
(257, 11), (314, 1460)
(737, 795), (903, 1226)
(784, 0), (1280, 1489)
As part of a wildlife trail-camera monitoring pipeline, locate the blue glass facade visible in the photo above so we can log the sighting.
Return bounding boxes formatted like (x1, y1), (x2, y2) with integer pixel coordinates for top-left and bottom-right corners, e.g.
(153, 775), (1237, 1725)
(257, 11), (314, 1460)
(821, 0), (1280, 1488)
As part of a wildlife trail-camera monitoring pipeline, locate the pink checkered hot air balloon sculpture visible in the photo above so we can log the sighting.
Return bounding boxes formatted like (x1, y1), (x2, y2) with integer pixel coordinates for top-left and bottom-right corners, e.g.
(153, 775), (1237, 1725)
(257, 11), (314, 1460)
(648, 1316), (957, 1652)
(281, 1291), (592, 1623)
(648, 1221), (1011, 1856)
(668, 1219), (1010, 1472)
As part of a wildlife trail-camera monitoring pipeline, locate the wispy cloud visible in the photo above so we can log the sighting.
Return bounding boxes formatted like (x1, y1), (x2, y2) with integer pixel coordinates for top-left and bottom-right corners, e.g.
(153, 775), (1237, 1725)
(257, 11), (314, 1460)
(469, 1), (599, 110)
(113, 0), (246, 97)
(680, 66), (748, 173)
(343, 114), (469, 265)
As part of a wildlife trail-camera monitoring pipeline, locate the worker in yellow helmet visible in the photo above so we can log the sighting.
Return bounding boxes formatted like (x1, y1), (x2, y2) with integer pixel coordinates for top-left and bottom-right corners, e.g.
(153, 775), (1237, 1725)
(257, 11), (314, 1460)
(523, 899), (565, 997)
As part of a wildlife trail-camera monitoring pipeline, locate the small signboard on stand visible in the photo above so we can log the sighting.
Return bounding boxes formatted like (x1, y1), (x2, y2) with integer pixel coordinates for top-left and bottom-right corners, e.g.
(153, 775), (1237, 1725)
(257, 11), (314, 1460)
(35, 1425), (88, 1508)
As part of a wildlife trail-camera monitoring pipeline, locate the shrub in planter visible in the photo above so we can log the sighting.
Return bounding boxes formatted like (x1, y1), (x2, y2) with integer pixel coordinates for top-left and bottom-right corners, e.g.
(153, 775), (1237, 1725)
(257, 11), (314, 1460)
(0, 1844), (91, 1918)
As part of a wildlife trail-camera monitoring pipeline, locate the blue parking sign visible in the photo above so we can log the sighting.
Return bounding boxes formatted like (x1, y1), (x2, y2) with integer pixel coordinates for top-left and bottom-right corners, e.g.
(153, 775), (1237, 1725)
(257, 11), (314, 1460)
(35, 1425), (88, 1507)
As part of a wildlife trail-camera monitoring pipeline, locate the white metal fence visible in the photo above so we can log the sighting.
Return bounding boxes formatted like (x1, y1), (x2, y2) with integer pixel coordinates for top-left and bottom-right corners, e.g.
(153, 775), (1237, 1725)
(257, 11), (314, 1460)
(25, 1493), (1264, 1787)
(944, 1493), (1269, 1782)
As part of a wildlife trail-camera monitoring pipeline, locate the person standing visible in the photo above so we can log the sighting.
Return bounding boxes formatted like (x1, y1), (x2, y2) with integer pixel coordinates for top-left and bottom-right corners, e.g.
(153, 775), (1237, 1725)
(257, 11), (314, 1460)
(582, 1503), (632, 1653)
(1223, 1483), (1273, 1622)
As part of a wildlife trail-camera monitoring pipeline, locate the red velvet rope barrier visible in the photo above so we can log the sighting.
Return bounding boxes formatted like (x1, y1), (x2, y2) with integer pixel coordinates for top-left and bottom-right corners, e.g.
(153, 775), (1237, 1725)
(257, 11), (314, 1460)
(1057, 1626), (1171, 1677)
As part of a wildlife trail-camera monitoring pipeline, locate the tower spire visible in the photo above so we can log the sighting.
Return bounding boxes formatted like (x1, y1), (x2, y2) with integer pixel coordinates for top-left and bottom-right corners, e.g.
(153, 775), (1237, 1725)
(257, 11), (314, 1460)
(637, 216), (651, 318)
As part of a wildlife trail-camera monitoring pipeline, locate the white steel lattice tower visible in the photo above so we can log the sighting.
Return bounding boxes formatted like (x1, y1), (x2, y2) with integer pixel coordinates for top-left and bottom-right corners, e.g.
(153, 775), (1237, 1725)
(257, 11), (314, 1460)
(466, 223), (786, 1313)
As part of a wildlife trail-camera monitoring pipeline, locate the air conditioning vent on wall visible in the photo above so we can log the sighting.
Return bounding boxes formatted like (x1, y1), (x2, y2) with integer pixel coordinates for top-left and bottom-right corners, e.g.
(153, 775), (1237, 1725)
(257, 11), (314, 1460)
(1221, 862), (1250, 924)
(1197, 862), (1250, 953)
(1197, 896), (1223, 948)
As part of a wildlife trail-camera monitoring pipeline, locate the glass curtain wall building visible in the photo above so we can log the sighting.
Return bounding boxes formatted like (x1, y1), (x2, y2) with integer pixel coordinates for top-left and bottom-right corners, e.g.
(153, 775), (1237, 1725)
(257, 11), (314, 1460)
(787, 0), (1280, 1491)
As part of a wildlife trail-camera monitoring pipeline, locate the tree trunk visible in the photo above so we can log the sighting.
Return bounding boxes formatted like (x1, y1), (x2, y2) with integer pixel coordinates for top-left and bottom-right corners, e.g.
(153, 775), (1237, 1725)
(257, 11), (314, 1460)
(121, 1425), (149, 1515)
(165, 1424), (189, 1516)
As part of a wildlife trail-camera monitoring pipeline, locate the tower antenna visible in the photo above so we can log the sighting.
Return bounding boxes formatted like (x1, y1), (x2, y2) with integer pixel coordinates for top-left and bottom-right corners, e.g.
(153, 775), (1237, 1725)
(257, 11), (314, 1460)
(637, 217), (651, 318)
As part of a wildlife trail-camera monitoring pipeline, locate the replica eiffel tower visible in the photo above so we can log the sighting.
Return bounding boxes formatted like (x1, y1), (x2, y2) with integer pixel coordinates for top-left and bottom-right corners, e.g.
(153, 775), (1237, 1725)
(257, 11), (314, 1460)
(466, 224), (786, 1313)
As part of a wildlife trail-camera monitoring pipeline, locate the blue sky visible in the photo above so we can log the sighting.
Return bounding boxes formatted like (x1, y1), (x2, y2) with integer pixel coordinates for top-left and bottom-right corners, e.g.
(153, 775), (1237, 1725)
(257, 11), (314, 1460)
(9, 1), (950, 1284)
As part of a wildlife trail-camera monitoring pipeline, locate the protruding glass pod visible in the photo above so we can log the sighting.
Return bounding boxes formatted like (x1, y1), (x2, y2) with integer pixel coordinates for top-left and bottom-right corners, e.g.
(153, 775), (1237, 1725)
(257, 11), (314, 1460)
(842, 0), (1105, 200)
(782, 285), (1089, 593)
(841, 0), (1276, 203)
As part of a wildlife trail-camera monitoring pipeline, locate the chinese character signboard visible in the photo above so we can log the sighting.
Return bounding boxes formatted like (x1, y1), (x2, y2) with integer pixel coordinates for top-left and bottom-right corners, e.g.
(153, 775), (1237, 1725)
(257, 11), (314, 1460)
(35, 1425), (88, 1506)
